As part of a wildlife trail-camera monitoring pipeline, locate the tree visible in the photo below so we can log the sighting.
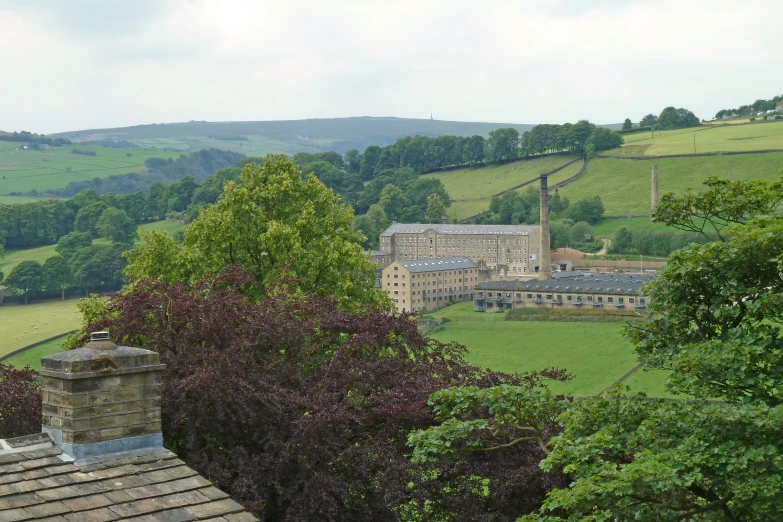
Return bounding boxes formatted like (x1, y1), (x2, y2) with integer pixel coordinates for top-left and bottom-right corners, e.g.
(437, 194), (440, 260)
(586, 127), (623, 151)
(656, 106), (700, 130)
(610, 226), (633, 253)
(71, 243), (128, 295)
(462, 135), (485, 165)
(622, 118), (633, 131)
(426, 194), (446, 224)
(125, 155), (387, 312)
(378, 184), (408, 221)
(563, 196), (604, 224)
(73, 201), (109, 236)
(70, 270), (562, 521)
(344, 149), (361, 174)
(359, 145), (382, 181)
(485, 128), (520, 163)
(639, 113), (658, 127)
(96, 207), (138, 243)
(405, 177), (451, 209)
(0, 364), (40, 439)
(4, 260), (44, 304)
(42, 255), (73, 300)
(568, 221), (593, 244)
(55, 232), (93, 261)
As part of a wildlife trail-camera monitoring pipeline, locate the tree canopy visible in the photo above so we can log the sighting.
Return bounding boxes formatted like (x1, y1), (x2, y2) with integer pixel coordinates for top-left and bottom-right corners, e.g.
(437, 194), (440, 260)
(125, 155), (387, 312)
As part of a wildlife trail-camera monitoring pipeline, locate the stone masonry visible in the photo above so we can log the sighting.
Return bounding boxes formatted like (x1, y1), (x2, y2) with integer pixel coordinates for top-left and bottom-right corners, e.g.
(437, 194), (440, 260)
(39, 332), (165, 460)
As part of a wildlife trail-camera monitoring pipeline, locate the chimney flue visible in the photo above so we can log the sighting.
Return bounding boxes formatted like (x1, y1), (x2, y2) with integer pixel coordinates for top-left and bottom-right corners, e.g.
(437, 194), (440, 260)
(538, 175), (552, 281)
(651, 165), (659, 215)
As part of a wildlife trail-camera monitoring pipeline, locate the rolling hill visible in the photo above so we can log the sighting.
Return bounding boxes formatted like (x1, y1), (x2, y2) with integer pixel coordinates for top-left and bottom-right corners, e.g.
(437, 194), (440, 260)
(52, 117), (538, 156)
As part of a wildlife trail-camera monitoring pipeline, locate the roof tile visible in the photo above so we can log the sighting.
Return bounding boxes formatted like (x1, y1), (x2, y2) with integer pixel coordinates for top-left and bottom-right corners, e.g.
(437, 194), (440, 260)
(183, 500), (244, 519)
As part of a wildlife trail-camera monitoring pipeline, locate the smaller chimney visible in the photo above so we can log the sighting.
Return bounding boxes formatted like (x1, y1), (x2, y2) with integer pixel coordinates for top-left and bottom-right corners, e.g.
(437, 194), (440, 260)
(40, 331), (165, 465)
(651, 165), (659, 215)
(538, 175), (552, 281)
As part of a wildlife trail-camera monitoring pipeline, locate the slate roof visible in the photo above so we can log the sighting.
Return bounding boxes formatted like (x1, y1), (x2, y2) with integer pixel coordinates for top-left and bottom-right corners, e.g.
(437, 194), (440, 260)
(380, 223), (537, 237)
(477, 272), (655, 295)
(397, 257), (478, 273)
(0, 436), (256, 522)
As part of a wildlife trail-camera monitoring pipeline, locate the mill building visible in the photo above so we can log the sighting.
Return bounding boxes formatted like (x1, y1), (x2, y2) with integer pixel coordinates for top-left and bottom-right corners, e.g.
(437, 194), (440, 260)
(373, 223), (541, 277)
(381, 256), (479, 313)
(473, 271), (653, 312)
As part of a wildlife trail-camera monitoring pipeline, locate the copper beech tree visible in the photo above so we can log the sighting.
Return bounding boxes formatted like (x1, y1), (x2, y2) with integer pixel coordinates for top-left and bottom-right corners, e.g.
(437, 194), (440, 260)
(73, 268), (570, 522)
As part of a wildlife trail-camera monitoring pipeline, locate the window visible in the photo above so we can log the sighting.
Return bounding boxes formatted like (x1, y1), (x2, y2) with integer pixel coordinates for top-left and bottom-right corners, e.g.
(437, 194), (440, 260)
(598, 296), (603, 303)
(567, 295), (572, 301)
(546, 294), (552, 300)
(608, 297), (614, 303)
(587, 296), (593, 302)
(629, 297), (635, 304)
(526, 293), (532, 298)
(557, 295), (562, 301)
(618, 297), (624, 304)
(394, 266), (398, 271)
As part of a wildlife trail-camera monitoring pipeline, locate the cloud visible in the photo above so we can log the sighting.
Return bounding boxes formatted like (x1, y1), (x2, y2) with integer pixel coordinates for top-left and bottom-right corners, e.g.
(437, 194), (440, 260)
(0, 0), (781, 133)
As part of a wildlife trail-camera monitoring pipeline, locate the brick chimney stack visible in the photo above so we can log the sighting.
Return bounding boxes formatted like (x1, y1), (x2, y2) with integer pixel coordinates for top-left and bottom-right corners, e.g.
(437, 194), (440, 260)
(40, 331), (165, 465)
(538, 175), (552, 281)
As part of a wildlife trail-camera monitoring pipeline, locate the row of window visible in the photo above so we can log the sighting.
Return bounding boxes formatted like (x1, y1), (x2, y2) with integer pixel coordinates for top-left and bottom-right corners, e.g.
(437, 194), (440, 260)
(385, 237), (528, 246)
(480, 291), (646, 305)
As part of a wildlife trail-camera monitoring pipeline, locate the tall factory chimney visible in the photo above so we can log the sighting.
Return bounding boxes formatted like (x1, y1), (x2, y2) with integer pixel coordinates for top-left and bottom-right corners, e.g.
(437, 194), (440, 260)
(651, 165), (659, 215)
(538, 175), (552, 281)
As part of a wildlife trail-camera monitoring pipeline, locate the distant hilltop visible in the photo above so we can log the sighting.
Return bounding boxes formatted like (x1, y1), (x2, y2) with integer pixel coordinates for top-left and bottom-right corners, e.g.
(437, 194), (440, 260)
(50, 117), (624, 156)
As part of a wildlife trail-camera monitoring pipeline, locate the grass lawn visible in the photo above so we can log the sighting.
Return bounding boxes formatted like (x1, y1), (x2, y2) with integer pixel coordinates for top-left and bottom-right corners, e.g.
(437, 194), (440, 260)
(611, 121), (783, 156)
(2, 335), (68, 370)
(0, 141), (179, 194)
(558, 152), (783, 216)
(0, 299), (81, 358)
(426, 302), (653, 396)
(622, 368), (681, 398)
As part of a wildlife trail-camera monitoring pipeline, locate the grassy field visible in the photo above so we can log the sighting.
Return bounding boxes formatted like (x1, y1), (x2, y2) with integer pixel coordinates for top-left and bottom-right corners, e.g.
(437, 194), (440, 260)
(591, 218), (673, 238)
(0, 299), (80, 358)
(0, 220), (184, 276)
(0, 195), (62, 204)
(2, 334), (68, 370)
(559, 152), (783, 216)
(609, 120), (783, 156)
(426, 155), (577, 220)
(425, 302), (668, 396)
(0, 141), (179, 194)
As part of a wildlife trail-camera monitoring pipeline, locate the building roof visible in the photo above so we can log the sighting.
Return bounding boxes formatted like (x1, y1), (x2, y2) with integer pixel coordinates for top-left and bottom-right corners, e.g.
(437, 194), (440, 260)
(380, 223), (537, 237)
(0, 434), (256, 522)
(396, 257), (478, 273)
(477, 272), (655, 295)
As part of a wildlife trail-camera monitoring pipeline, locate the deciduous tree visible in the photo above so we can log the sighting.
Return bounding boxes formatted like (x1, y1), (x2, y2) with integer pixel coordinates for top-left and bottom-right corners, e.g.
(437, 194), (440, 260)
(4, 260), (44, 303)
(42, 255), (73, 300)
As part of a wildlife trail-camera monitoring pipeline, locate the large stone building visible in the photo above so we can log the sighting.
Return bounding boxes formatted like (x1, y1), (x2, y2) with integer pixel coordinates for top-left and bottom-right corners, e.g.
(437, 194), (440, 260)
(381, 256), (479, 313)
(376, 223), (540, 276)
(473, 272), (653, 312)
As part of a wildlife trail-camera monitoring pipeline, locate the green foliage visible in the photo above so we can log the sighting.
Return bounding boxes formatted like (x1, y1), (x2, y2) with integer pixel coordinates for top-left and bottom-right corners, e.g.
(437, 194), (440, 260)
(585, 127), (623, 151)
(4, 260), (44, 303)
(426, 193), (446, 224)
(656, 106), (700, 130)
(484, 128), (520, 163)
(563, 195), (604, 224)
(73, 201), (109, 236)
(42, 255), (73, 299)
(125, 155), (387, 312)
(96, 207), (138, 243)
(63, 295), (111, 351)
(55, 232), (92, 261)
(639, 113), (658, 127)
(622, 118), (633, 131)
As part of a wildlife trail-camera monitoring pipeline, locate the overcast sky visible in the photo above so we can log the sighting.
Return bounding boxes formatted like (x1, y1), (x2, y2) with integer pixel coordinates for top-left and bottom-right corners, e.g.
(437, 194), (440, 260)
(2, 0), (781, 134)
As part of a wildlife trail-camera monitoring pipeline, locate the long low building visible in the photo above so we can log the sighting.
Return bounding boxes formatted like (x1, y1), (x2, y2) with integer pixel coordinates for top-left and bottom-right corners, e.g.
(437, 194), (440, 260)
(382, 256), (479, 313)
(474, 272), (654, 312)
(376, 223), (541, 276)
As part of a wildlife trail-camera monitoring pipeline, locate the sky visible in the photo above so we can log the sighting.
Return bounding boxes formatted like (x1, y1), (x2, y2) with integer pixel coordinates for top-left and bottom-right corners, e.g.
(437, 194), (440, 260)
(1, 0), (782, 134)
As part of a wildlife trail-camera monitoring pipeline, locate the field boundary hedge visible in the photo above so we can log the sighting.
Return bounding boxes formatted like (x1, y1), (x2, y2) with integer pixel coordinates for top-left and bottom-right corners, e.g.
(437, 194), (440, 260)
(0, 331), (74, 363)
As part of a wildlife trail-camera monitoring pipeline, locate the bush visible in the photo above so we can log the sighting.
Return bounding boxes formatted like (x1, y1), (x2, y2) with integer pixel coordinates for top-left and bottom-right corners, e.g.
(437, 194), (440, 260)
(0, 364), (41, 438)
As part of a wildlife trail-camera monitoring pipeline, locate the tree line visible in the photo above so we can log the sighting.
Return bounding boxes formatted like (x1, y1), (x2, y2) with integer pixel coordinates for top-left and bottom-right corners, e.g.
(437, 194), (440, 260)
(608, 225), (710, 256)
(714, 93), (783, 119)
(0, 130), (71, 146)
(621, 106), (701, 133)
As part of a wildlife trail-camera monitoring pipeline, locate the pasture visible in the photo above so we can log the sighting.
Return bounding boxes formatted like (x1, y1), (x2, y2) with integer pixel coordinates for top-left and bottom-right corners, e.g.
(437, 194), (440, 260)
(0, 299), (80, 358)
(0, 141), (179, 194)
(611, 120), (783, 156)
(2, 334), (68, 370)
(425, 302), (673, 396)
(558, 152), (783, 216)
(425, 154), (578, 220)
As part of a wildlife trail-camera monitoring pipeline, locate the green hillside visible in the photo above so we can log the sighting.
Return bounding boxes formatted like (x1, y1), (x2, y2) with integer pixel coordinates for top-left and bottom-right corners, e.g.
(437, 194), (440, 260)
(0, 141), (179, 195)
(422, 154), (580, 220)
(52, 117), (536, 155)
